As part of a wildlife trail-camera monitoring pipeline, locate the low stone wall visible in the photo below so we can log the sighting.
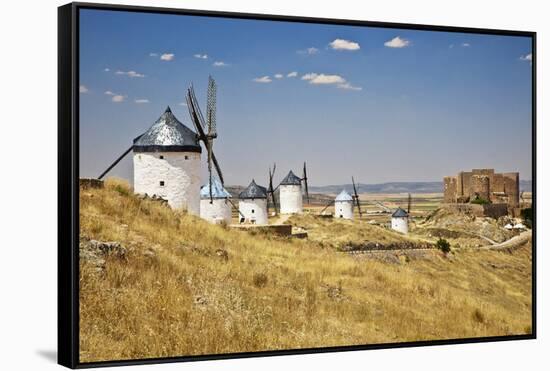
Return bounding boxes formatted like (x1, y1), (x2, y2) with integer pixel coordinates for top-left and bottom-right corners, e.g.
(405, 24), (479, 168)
(230, 224), (293, 236)
(482, 203), (509, 218)
(79, 178), (104, 189)
(441, 203), (508, 218)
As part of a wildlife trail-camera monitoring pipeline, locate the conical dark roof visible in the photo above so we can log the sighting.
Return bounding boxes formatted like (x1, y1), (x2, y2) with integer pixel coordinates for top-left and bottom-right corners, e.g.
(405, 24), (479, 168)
(280, 170), (302, 186)
(133, 106), (201, 153)
(392, 207), (409, 218)
(239, 179), (267, 199)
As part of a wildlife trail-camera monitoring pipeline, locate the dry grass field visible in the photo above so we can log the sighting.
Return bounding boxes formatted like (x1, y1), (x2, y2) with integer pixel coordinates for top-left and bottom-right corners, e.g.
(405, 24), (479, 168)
(79, 179), (532, 363)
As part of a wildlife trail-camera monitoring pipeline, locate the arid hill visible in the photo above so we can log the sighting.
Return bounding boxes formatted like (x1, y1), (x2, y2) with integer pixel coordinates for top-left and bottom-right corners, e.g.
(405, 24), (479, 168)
(79, 179), (532, 363)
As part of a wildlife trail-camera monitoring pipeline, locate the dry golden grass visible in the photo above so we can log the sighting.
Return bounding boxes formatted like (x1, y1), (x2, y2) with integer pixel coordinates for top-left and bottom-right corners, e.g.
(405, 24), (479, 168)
(79, 178), (532, 363)
(285, 214), (429, 248)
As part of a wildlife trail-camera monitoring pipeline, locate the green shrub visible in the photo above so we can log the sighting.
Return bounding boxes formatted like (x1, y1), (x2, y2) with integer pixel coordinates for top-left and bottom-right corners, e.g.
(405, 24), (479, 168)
(471, 197), (490, 205)
(521, 207), (533, 223)
(253, 272), (268, 288)
(436, 238), (451, 254)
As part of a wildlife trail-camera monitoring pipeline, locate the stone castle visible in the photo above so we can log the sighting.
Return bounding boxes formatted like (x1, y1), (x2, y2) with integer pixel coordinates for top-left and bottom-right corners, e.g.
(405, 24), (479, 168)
(443, 168), (519, 207)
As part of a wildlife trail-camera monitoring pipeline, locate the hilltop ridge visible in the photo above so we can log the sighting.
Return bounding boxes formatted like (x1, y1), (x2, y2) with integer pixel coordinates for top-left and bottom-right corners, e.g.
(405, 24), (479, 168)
(79, 179), (532, 362)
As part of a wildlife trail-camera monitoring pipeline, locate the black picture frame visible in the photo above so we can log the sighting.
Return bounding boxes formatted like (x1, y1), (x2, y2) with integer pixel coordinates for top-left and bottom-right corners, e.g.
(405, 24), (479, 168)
(58, 2), (537, 369)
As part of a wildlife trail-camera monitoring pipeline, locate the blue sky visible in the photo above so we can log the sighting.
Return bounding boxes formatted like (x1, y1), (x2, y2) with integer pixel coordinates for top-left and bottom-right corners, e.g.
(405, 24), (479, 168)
(79, 9), (533, 186)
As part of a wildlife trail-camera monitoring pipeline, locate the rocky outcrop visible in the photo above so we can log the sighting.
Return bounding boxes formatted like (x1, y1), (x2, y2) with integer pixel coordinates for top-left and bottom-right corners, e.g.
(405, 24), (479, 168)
(79, 239), (127, 271)
(340, 240), (434, 252)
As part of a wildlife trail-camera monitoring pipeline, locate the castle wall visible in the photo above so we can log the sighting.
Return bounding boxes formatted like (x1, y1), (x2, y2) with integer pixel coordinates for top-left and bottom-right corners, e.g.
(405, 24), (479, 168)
(461, 172), (473, 198)
(503, 172), (520, 207)
(492, 173), (505, 193)
(443, 176), (457, 203)
(441, 203), (508, 218)
(444, 168), (520, 210)
(470, 174), (490, 201)
(133, 151), (201, 214)
(472, 168), (495, 176)
(472, 169), (494, 197)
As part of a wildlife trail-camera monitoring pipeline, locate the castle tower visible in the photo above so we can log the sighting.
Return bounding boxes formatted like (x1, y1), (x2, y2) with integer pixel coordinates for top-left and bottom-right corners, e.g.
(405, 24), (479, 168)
(443, 176), (458, 203)
(391, 207), (409, 234)
(470, 174), (490, 201)
(200, 177), (233, 224)
(238, 180), (268, 225)
(279, 170), (303, 214)
(133, 106), (202, 214)
(334, 190), (354, 220)
(503, 172), (520, 207)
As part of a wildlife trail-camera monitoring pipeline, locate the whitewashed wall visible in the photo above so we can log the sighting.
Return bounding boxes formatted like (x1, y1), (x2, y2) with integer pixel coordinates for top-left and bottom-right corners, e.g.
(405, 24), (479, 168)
(334, 200), (354, 219)
(238, 199), (268, 225)
(133, 151), (201, 214)
(200, 198), (232, 224)
(279, 184), (303, 214)
(391, 217), (409, 234)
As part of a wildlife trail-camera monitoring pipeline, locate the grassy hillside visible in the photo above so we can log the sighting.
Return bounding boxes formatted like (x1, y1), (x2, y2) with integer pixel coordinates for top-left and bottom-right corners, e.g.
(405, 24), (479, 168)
(79, 179), (532, 363)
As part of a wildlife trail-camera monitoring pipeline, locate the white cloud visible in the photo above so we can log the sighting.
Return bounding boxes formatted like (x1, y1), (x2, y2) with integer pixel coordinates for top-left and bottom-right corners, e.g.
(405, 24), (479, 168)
(301, 72), (361, 91)
(449, 44), (454, 49)
(194, 54), (208, 59)
(134, 99), (150, 104)
(301, 73), (346, 85)
(115, 70), (145, 78)
(178, 101), (187, 106)
(287, 71), (298, 77)
(384, 36), (410, 48)
(149, 53), (158, 57)
(461, 42), (471, 47)
(520, 53), (532, 61)
(253, 76), (272, 83)
(274, 74), (284, 79)
(329, 39), (360, 51)
(298, 47), (320, 55)
(337, 82), (362, 91)
(104, 68), (110, 72)
(112, 95), (126, 103)
(213, 61), (228, 67)
(79, 85), (89, 93)
(160, 53), (175, 61)
(104, 90), (126, 102)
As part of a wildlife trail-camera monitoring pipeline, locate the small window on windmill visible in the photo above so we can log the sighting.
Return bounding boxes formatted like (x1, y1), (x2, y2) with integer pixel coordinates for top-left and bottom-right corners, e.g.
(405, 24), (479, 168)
(185, 155), (189, 160)
(251, 209), (255, 214)
(160, 181), (165, 187)
(159, 155), (164, 159)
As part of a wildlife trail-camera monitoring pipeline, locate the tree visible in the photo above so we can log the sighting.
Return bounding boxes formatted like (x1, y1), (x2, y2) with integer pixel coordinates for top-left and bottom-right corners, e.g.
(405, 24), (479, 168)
(521, 207), (533, 228)
(436, 238), (451, 254)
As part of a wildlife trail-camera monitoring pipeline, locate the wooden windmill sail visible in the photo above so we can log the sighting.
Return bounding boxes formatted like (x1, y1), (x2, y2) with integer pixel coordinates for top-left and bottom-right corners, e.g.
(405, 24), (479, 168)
(302, 162), (310, 205)
(186, 76), (224, 203)
(267, 163), (279, 214)
(351, 176), (363, 218)
(319, 198), (335, 215)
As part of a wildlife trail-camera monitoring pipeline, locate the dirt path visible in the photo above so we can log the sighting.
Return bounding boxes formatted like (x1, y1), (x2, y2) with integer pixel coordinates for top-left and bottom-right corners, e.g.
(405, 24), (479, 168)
(478, 230), (532, 251)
